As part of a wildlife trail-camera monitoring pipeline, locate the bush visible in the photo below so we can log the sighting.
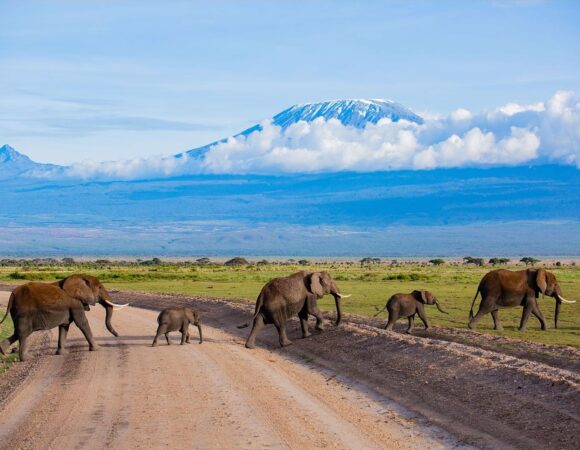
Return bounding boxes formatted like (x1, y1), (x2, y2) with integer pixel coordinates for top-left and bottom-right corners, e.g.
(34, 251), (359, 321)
(225, 257), (250, 266)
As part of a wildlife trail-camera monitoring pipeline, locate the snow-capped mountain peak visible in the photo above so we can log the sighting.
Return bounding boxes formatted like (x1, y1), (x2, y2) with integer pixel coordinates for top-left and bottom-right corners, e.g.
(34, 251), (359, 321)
(270, 98), (424, 130)
(222, 98), (423, 141)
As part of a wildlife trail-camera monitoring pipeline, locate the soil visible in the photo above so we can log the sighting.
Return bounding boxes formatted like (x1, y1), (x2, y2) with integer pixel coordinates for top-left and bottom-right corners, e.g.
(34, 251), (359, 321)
(0, 287), (578, 449)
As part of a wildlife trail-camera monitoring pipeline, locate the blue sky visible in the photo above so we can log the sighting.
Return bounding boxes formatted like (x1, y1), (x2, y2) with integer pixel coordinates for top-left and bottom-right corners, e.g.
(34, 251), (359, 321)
(1, 0), (579, 164)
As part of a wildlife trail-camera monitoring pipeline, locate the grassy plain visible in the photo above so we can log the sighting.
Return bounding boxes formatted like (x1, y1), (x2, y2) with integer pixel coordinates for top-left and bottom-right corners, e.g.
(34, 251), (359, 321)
(0, 262), (578, 348)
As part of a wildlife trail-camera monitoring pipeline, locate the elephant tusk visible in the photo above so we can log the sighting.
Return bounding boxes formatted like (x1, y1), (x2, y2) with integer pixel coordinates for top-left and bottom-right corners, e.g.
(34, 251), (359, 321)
(103, 299), (130, 309)
(558, 296), (576, 304)
(336, 293), (351, 299)
(113, 305), (129, 310)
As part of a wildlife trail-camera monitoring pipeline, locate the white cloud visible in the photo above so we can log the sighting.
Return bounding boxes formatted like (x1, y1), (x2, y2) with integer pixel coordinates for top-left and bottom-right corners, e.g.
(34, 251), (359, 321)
(43, 90), (580, 179)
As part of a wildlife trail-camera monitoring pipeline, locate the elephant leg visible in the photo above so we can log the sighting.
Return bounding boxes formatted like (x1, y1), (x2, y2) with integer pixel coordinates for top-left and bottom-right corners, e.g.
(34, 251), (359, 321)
(245, 314), (265, 349)
(298, 308), (311, 338)
(306, 298), (325, 331)
(385, 313), (397, 331)
(152, 325), (165, 346)
(490, 310), (503, 330)
(406, 315), (415, 334)
(275, 321), (292, 347)
(15, 318), (33, 361)
(18, 331), (32, 362)
(531, 302), (547, 330)
(165, 333), (172, 345)
(417, 307), (430, 331)
(71, 310), (98, 351)
(519, 303), (534, 331)
(0, 333), (18, 356)
(180, 325), (187, 345)
(468, 301), (494, 330)
(56, 323), (71, 355)
(185, 330), (191, 343)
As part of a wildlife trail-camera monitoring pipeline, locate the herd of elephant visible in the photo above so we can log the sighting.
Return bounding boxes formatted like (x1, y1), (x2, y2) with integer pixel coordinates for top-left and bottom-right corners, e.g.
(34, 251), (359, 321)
(0, 268), (575, 361)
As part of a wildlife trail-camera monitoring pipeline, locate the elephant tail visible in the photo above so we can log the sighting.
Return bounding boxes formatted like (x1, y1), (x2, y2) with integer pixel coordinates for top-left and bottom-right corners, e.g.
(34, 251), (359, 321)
(469, 288), (480, 320)
(373, 305), (387, 317)
(0, 292), (13, 325)
(237, 292), (264, 329)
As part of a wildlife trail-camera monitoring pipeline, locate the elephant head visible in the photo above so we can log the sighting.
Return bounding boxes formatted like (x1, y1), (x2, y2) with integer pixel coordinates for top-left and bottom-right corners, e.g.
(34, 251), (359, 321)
(415, 290), (436, 305)
(535, 269), (575, 328)
(307, 271), (350, 325)
(414, 290), (448, 314)
(57, 274), (128, 337)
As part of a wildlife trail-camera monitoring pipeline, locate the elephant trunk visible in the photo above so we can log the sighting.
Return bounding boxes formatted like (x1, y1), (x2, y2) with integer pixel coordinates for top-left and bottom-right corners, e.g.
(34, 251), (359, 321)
(197, 324), (203, 344)
(555, 297), (561, 329)
(102, 302), (119, 337)
(333, 294), (343, 326)
(435, 301), (449, 315)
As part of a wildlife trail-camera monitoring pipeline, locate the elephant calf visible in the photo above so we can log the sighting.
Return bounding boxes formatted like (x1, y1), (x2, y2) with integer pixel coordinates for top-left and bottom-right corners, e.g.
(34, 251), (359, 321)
(375, 290), (448, 333)
(152, 307), (203, 346)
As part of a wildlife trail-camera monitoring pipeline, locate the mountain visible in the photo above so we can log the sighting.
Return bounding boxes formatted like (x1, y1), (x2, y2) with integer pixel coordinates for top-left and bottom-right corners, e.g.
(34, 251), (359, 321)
(182, 99), (423, 158)
(0, 144), (59, 179)
(238, 98), (424, 136)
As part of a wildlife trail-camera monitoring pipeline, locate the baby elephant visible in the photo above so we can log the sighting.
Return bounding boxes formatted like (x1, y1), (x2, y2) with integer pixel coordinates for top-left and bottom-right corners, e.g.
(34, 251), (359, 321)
(375, 290), (448, 333)
(152, 307), (203, 346)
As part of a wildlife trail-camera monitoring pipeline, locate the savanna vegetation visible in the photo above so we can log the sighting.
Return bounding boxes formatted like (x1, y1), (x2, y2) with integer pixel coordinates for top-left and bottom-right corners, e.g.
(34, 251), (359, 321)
(0, 257), (578, 349)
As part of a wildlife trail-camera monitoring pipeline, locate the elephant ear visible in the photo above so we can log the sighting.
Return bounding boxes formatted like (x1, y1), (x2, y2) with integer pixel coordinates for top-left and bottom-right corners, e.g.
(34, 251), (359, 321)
(536, 269), (548, 295)
(420, 290), (429, 303)
(60, 276), (98, 306)
(307, 273), (324, 298)
(411, 290), (426, 303)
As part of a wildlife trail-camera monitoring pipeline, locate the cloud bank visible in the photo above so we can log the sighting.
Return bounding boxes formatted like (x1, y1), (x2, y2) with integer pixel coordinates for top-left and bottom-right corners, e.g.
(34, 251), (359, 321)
(56, 91), (580, 179)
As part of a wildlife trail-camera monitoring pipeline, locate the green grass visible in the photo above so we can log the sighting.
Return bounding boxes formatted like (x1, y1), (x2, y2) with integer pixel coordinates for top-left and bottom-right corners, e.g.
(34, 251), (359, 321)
(0, 316), (17, 372)
(0, 262), (579, 347)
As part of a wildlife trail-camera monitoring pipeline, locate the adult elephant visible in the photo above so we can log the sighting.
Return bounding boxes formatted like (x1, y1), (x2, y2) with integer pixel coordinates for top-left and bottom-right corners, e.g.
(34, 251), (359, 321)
(243, 271), (350, 349)
(0, 274), (128, 361)
(468, 268), (575, 331)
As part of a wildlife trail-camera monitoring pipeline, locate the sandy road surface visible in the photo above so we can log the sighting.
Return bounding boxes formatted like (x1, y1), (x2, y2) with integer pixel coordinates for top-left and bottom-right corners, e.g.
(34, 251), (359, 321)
(0, 291), (462, 450)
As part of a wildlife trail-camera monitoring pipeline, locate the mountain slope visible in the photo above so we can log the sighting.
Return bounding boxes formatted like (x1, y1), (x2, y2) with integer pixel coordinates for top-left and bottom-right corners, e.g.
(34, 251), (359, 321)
(183, 99), (423, 158)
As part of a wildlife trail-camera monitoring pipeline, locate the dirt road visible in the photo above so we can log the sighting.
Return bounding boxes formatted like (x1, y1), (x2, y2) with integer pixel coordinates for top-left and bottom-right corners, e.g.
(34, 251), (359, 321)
(0, 291), (463, 449)
(0, 289), (579, 450)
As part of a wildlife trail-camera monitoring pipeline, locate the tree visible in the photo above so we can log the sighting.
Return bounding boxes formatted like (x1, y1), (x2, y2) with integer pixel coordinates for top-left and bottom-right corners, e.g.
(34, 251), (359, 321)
(298, 259), (309, 266)
(196, 257), (211, 266)
(488, 257), (500, 266)
(429, 259), (445, 266)
(62, 257), (75, 266)
(520, 256), (540, 266)
(464, 256), (484, 266)
(360, 257), (380, 267)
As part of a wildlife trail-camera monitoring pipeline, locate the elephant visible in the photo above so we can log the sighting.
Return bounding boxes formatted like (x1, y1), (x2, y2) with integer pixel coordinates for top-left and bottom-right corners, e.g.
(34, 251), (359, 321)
(374, 290), (448, 333)
(468, 268), (575, 331)
(241, 271), (350, 349)
(152, 307), (203, 346)
(0, 274), (128, 361)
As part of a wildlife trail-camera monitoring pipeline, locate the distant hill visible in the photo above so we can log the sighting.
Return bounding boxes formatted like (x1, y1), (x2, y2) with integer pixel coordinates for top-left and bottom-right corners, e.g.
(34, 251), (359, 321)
(0, 144), (59, 179)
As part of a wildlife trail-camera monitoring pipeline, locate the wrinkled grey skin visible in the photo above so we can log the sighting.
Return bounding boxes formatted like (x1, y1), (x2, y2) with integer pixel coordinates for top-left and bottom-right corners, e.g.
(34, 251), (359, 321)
(243, 271), (345, 349)
(377, 290), (447, 333)
(0, 275), (122, 361)
(468, 268), (572, 331)
(152, 307), (203, 346)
